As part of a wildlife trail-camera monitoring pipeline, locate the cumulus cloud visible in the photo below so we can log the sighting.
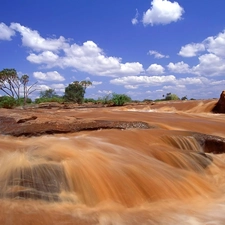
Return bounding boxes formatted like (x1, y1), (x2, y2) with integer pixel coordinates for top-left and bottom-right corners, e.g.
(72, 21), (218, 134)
(33, 71), (65, 81)
(178, 43), (205, 57)
(0, 22), (15, 40)
(146, 64), (165, 75)
(36, 84), (50, 91)
(204, 30), (225, 57)
(28, 40), (144, 77)
(167, 61), (190, 73)
(27, 51), (59, 64)
(148, 50), (169, 58)
(6, 23), (144, 77)
(110, 75), (176, 86)
(10, 22), (68, 52)
(131, 9), (139, 25)
(142, 0), (184, 26)
(193, 53), (225, 76)
(176, 77), (204, 85)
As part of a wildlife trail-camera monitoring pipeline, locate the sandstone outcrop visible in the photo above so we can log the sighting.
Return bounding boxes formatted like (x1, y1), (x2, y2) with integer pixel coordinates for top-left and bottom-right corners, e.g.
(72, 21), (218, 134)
(212, 90), (225, 113)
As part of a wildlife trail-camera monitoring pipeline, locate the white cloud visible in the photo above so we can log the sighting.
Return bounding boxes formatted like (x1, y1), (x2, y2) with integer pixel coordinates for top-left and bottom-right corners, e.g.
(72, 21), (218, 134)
(7, 23), (144, 77)
(0, 22), (15, 40)
(178, 43), (205, 57)
(110, 75), (176, 86)
(50, 83), (65, 92)
(124, 85), (139, 89)
(37, 84), (50, 91)
(29, 40), (144, 77)
(176, 77), (204, 85)
(167, 61), (190, 73)
(27, 51), (59, 64)
(204, 30), (225, 57)
(92, 81), (102, 85)
(131, 9), (139, 25)
(97, 90), (112, 95)
(142, 0), (184, 26)
(146, 64), (165, 75)
(148, 50), (169, 58)
(33, 71), (65, 81)
(10, 22), (68, 52)
(192, 53), (225, 76)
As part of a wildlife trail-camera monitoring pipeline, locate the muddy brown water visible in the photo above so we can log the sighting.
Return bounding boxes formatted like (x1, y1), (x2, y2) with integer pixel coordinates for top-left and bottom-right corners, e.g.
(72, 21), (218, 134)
(1, 100), (225, 224)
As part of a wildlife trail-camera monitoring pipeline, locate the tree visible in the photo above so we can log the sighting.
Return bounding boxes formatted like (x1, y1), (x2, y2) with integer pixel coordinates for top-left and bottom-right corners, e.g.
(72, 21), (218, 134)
(165, 93), (180, 101)
(64, 81), (92, 104)
(80, 80), (92, 90)
(20, 74), (37, 107)
(64, 82), (85, 103)
(40, 89), (57, 98)
(181, 95), (188, 100)
(0, 69), (20, 99)
(0, 69), (37, 107)
(111, 93), (131, 106)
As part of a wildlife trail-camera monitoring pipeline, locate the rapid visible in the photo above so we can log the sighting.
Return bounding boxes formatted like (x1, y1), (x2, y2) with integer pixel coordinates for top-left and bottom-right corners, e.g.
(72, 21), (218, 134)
(1, 100), (225, 224)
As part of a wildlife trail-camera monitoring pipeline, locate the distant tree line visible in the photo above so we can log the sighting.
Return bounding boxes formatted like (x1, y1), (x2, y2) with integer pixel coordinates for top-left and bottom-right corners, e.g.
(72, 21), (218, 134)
(0, 68), (193, 109)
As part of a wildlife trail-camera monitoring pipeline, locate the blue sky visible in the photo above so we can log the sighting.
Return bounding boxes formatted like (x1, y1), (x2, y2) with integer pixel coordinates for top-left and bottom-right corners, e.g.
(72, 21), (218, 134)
(1, 0), (225, 100)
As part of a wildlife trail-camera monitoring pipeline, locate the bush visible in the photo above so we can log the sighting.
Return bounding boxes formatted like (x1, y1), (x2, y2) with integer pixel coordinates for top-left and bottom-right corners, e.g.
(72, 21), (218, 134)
(0, 96), (17, 108)
(17, 97), (32, 105)
(165, 93), (180, 101)
(111, 93), (131, 106)
(64, 83), (85, 104)
(84, 98), (97, 103)
(35, 97), (64, 104)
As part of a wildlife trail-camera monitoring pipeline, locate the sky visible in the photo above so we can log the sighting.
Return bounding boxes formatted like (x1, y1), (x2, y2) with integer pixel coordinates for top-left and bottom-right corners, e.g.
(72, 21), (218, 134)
(1, 0), (225, 100)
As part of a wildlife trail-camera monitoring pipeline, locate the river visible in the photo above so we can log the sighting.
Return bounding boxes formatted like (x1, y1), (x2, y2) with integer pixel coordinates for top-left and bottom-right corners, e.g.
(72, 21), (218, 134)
(1, 100), (225, 224)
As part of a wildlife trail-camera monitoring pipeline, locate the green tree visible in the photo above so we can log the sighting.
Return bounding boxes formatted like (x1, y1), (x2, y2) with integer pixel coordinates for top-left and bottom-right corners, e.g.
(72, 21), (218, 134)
(80, 80), (92, 90)
(181, 95), (188, 100)
(111, 93), (131, 106)
(64, 82), (85, 103)
(40, 89), (58, 98)
(0, 68), (20, 99)
(20, 74), (37, 107)
(0, 69), (37, 106)
(165, 93), (180, 101)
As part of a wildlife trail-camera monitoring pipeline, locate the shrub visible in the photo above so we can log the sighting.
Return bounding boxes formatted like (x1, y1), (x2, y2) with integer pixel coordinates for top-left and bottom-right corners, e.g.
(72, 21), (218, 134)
(84, 98), (96, 103)
(165, 93), (180, 101)
(35, 97), (64, 104)
(111, 93), (131, 106)
(64, 83), (85, 104)
(0, 96), (17, 108)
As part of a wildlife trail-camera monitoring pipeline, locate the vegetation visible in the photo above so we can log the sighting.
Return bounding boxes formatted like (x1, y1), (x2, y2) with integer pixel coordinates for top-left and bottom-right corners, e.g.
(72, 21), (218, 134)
(181, 95), (188, 100)
(111, 93), (131, 106)
(35, 97), (64, 104)
(0, 68), (194, 108)
(39, 89), (58, 99)
(0, 96), (17, 108)
(163, 93), (180, 101)
(0, 68), (37, 107)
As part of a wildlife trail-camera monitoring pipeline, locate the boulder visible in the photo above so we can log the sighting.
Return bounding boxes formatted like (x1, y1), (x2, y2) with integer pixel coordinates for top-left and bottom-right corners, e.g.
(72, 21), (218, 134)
(212, 90), (225, 113)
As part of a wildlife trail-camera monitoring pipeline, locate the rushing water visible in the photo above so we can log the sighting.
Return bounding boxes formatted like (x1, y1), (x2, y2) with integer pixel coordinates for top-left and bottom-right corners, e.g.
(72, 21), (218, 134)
(1, 100), (225, 224)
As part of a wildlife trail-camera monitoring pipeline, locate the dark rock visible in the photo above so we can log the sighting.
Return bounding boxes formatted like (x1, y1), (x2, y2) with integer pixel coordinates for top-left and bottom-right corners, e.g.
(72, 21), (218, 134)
(17, 116), (37, 123)
(193, 132), (225, 154)
(212, 90), (225, 113)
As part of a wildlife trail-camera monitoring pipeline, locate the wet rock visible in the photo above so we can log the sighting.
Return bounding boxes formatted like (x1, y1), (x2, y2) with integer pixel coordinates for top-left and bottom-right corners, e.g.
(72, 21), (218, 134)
(0, 112), (154, 136)
(192, 132), (225, 154)
(212, 90), (225, 113)
(5, 163), (68, 201)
